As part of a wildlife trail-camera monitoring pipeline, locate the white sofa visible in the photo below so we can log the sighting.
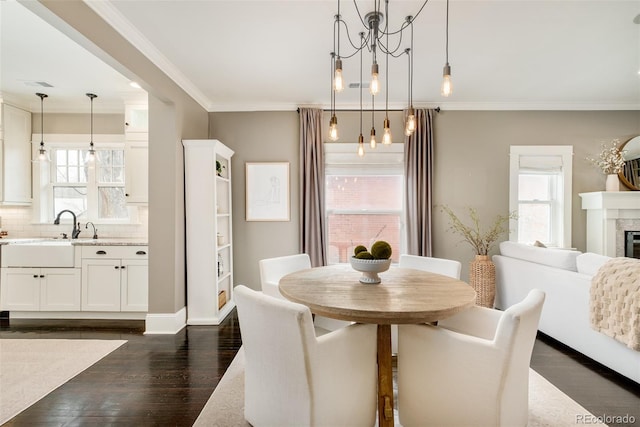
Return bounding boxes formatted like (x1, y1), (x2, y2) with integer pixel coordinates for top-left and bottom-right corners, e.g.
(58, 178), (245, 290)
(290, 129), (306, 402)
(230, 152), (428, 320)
(494, 241), (640, 385)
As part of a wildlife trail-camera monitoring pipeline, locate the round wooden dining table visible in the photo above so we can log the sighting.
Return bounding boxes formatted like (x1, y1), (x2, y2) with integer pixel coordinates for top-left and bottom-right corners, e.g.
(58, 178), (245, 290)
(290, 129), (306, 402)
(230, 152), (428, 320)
(279, 264), (476, 427)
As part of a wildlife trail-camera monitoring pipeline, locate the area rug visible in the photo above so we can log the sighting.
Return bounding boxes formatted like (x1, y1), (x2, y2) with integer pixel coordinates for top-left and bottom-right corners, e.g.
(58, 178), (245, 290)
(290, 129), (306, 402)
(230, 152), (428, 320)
(194, 347), (607, 427)
(0, 339), (126, 425)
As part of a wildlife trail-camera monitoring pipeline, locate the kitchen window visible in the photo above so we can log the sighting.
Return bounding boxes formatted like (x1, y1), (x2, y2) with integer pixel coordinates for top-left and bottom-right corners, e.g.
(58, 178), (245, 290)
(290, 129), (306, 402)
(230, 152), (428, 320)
(33, 134), (135, 224)
(324, 143), (404, 264)
(52, 148), (128, 220)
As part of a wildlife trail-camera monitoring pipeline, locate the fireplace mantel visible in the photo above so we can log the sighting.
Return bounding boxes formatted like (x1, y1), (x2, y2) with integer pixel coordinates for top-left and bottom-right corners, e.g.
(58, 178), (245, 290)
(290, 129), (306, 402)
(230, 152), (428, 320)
(580, 191), (640, 257)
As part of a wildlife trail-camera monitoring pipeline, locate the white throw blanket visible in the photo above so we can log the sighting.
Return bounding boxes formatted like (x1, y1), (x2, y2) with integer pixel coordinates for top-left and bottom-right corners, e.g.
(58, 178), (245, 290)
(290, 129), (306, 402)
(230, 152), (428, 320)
(590, 257), (640, 351)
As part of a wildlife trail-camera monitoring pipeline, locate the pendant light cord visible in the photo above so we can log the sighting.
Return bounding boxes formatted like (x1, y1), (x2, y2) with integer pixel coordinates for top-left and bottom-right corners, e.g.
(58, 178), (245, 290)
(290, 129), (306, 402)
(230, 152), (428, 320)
(385, 1), (389, 120)
(410, 21), (414, 107)
(40, 97), (44, 145)
(445, 0), (449, 64)
(359, 33), (363, 134)
(36, 93), (47, 147)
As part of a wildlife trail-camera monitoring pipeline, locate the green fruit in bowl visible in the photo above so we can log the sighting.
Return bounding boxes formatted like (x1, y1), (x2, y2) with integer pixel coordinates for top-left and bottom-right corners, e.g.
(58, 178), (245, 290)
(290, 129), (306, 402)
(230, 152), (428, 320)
(354, 245), (367, 256)
(371, 241), (392, 260)
(355, 251), (374, 260)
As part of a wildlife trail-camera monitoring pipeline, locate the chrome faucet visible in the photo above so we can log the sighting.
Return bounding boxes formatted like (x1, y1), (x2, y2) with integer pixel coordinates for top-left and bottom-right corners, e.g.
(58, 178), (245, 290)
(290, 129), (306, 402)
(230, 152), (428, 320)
(86, 222), (98, 239)
(53, 210), (81, 239)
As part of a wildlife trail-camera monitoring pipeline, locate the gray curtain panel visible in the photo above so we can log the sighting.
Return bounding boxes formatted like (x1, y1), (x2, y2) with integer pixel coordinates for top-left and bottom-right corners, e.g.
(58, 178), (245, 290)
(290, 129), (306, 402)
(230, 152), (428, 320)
(404, 108), (435, 256)
(299, 108), (327, 267)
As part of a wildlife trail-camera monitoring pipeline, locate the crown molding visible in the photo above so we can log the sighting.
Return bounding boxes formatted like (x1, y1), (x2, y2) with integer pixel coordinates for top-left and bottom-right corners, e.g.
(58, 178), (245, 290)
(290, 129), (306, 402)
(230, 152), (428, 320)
(208, 101), (640, 113)
(84, 0), (211, 112)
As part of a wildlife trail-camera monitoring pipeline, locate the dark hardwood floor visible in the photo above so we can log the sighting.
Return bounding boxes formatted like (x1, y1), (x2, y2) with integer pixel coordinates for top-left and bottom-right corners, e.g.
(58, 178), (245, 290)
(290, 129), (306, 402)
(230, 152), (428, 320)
(1, 311), (639, 426)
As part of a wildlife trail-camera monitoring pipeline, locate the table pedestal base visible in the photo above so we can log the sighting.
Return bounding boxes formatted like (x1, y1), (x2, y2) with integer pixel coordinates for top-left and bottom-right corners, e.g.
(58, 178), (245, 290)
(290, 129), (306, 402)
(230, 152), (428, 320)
(377, 324), (394, 427)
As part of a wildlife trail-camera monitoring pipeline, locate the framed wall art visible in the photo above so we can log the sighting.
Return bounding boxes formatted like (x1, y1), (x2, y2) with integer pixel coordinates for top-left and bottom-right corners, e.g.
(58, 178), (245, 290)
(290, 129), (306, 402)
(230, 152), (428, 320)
(245, 162), (290, 221)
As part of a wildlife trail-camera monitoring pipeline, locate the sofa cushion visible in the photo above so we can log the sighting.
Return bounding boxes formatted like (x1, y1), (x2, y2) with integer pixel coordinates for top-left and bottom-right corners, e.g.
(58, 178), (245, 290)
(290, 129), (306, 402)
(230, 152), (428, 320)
(576, 252), (611, 277)
(498, 241), (580, 271)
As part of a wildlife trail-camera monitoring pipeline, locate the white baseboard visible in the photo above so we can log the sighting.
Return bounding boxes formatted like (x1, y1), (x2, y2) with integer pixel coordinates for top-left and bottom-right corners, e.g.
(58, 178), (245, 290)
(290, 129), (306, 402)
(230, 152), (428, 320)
(144, 307), (187, 334)
(7, 311), (146, 320)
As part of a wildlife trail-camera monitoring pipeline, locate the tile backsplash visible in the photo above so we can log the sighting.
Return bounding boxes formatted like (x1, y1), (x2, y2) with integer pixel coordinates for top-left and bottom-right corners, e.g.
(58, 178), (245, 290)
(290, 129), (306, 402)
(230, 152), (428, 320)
(0, 206), (148, 240)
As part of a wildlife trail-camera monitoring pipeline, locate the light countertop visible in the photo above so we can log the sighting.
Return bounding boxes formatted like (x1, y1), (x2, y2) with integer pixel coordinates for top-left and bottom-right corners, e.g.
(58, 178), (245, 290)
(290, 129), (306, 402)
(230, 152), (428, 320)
(0, 238), (148, 246)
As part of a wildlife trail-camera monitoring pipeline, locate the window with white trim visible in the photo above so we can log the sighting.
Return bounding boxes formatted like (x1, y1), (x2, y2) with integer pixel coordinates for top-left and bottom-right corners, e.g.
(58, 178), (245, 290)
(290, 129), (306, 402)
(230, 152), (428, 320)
(52, 148), (127, 220)
(33, 134), (135, 224)
(509, 146), (573, 248)
(324, 143), (404, 264)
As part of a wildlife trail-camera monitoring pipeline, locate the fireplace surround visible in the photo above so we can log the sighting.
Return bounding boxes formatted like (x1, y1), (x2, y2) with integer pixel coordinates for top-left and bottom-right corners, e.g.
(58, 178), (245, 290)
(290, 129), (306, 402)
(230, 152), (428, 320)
(580, 192), (640, 257)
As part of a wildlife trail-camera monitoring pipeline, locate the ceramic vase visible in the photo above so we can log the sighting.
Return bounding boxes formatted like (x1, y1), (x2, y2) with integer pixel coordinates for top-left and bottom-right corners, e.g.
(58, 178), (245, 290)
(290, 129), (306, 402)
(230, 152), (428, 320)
(605, 174), (620, 192)
(469, 255), (496, 308)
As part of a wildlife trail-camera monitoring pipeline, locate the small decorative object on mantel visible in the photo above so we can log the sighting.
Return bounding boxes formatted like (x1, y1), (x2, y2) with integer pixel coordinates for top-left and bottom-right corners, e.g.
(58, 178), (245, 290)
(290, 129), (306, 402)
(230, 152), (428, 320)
(586, 139), (626, 192)
(442, 206), (517, 307)
(350, 241), (392, 284)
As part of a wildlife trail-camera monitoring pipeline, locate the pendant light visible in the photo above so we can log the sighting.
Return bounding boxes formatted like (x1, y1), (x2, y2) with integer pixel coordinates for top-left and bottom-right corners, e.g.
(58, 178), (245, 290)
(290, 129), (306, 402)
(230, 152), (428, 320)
(441, 0), (453, 97)
(382, 10), (392, 146)
(370, 95), (376, 149)
(327, 0), (452, 148)
(35, 93), (49, 162)
(333, 0), (344, 93)
(86, 93), (97, 165)
(404, 50), (416, 136)
(404, 18), (416, 137)
(329, 53), (339, 141)
(357, 32), (365, 157)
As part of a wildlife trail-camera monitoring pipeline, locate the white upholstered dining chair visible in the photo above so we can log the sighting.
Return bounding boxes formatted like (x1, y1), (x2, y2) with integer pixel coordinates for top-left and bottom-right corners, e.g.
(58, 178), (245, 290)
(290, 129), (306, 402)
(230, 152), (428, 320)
(392, 254), (463, 353)
(259, 253), (311, 299)
(397, 289), (545, 426)
(259, 253), (349, 331)
(398, 254), (462, 279)
(235, 285), (378, 427)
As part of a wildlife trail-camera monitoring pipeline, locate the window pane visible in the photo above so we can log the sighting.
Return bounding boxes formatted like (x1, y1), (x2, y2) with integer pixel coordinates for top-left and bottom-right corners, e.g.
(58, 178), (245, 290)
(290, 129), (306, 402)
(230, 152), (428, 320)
(327, 214), (401, 264)
(97, 150), (125, 184)
(518, 203), (551, 244)
(113, 166), (124, 183)
(53, 186), (87, 219)
(326, 175), (403, 210)
(68, 150), (79, 166)
(98, 187), (128, 219)
(518, 174), (550, 200)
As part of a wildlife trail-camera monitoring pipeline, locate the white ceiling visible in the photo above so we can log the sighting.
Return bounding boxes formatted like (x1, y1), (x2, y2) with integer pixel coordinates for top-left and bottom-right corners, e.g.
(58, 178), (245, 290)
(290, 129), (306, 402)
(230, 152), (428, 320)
(0, 0), (145, 113)
(2, 0), (639, 113)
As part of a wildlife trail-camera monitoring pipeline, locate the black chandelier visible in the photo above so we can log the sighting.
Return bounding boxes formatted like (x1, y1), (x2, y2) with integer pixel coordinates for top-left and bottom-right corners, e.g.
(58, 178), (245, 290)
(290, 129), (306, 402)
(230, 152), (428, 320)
(328, 0), (452, 156)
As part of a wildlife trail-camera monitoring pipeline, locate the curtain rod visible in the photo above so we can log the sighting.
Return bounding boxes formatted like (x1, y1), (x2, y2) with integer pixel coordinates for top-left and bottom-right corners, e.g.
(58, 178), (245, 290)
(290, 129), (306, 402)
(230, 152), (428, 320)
(296, 107), (440, 113)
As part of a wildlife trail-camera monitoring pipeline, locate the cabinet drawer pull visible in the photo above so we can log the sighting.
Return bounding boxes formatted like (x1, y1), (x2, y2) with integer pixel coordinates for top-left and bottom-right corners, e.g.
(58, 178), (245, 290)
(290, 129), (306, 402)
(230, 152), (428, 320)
(136, 250), (146, 255)
(33, 275), (38, 278)
(40, 275), (44, 278)
(121, 266), (126, 269)
(96, 250), (107, 255)
(115, 266), (119, 269)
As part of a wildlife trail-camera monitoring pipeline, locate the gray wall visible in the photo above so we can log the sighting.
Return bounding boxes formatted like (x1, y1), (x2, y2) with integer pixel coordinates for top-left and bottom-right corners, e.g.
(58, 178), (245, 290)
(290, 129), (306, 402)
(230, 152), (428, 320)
(211, 109), (639, 287)
(433, 110), (639, 279)
(209, 112), (300, 290)
(32, 113), (124, 134)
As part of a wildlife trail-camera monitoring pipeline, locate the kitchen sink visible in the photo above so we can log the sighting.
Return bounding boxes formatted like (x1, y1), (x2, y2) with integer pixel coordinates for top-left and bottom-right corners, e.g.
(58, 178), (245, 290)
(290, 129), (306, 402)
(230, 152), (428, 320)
(1, 240), (76, 267)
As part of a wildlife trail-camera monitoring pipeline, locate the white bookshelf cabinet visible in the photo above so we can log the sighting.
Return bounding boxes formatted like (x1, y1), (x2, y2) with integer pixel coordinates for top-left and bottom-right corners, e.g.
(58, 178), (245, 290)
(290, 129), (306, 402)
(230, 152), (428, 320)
(183, 139), (235, 325)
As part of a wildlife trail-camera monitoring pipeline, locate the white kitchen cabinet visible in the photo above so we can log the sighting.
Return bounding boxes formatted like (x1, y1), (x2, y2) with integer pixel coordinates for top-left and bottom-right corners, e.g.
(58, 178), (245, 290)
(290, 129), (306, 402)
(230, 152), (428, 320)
(124, 103), (148, 137)
(183, 139), (235, 325)
(124, 141), (148, 204)
(0, 267), (81, 311)
(81, 245), (148, 312)
(0, 102), (32, 205)
(124, 102), (148, 205)
(121, 259), (148, 312)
